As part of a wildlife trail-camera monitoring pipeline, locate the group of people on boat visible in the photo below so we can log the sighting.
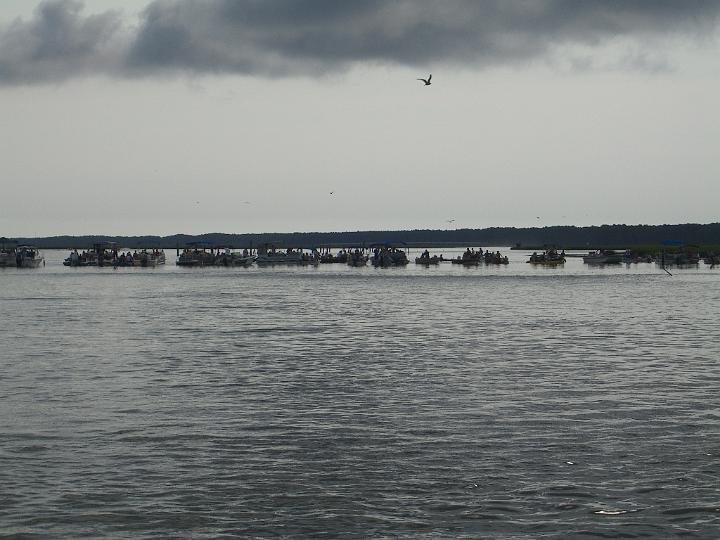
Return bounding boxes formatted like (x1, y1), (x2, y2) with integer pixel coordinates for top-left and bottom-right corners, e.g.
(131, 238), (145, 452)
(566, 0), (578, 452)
(287, 248), (318, 262)
(623, 249), (712, 266)
(347, 248), (369, 266)
(65, 249), (101, 266)
(112, 251), (137, 266)
(372, 246), (409, 267)
(213, 247), (253, 265)
(455, 248), (480, 263)
(704, 253), (720, 266)
(320, 248), (349, 264)
(178, 246), (253, 266)
(66, 248), (164, 267)
(416, 249), (444, 264)
(528, 249), (565, 264)
(261, 247), (318, 259)
(622, 250), (655, 264)
(0, 245), (44, 268)
(656, 251), (702, 267)
(484, 250), (509, 264)
(453, 248), (509, 265)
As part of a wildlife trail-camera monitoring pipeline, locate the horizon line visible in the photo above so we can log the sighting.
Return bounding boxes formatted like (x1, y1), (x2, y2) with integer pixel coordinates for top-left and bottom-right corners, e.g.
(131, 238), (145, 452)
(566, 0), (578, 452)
(6, 221), (720, 240)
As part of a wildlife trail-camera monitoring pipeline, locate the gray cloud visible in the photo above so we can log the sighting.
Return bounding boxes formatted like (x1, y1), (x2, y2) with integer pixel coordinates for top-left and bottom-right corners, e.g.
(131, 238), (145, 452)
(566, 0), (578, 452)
(0, 1), (125, 83)
(2, 0), (719, 84)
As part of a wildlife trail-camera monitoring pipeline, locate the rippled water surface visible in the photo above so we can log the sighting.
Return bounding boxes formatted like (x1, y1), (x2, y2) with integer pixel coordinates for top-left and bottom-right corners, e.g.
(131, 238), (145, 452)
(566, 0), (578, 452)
(2, 250), (719, 538)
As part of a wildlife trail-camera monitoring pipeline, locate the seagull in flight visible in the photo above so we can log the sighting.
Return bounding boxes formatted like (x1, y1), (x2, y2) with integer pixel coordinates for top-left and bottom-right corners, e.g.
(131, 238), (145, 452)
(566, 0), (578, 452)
(417, 74), (432, 86)
(446, 219), (455, 224)
(329, 191), (335, 195)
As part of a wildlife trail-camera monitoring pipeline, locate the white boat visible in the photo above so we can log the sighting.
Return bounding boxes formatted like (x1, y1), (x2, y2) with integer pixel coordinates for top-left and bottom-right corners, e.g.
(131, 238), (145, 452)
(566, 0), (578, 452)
(214, 249), (256, 267)
(133, 250), (166, 267)
(176, 243), (216, 267)
(3, 245), (45, 268)
(582, 250), (622, 265)
(64, 242), (120, 267)
(229, 255), (256, 267)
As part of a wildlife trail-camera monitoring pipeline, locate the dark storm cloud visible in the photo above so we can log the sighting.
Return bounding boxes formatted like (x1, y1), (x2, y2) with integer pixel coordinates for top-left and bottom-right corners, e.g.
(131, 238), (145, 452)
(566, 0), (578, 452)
(0, 1), (124, 83)
(1, 0), (719, 83)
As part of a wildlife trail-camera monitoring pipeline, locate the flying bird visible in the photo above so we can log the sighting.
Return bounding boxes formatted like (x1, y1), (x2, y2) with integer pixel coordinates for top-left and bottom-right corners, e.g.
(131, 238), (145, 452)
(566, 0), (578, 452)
(329, 191), (335, 195)
(446, 219), (455, 224)
(417, 74), (432, 86)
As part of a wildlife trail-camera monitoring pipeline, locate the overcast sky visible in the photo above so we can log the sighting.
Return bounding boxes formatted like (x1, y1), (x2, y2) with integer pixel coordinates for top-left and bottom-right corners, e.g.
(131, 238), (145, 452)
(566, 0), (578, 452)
(1, 1), (719, 237)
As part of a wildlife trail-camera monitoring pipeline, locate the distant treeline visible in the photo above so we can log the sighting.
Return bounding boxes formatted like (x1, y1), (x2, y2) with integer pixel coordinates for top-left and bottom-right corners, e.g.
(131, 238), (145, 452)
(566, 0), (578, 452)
(8, 223), (720, 249)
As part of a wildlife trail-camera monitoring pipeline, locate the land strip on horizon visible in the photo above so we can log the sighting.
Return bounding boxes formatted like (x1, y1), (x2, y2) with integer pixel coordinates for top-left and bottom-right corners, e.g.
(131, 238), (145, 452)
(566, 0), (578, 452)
(3, 223), (719, 250)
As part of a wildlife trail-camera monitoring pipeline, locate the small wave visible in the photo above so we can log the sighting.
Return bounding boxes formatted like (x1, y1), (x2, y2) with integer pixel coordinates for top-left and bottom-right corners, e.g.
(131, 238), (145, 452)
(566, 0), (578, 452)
(544, 485), (594, 499)
(9, 445), (49, 454)
(662, 505), (720, 516)
(593, 509), (628, 516)
(593, 508), (643, 516)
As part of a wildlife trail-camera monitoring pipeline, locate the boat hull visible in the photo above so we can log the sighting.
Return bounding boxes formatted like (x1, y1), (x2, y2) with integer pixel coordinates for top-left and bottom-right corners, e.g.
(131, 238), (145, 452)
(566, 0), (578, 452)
(527, 259), (565, 266)
(134, 253), (166, 267)
(18, 257), (43, 268)
(256, 255), (318, 266)
(583, 256), (622, 265)
(218, 256), (255, 267)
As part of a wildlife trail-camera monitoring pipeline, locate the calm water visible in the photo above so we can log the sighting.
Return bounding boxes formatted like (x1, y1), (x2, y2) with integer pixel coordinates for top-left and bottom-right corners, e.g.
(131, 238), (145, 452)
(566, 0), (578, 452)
(1, 249), (719, 538)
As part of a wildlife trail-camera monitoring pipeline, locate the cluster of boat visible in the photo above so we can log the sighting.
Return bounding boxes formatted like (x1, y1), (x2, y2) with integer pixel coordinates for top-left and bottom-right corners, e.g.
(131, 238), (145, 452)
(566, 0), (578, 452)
(653, 251), (704, 266)
(413, 248), (510, 266)
(176, 243), (256, 267)
(0, 242), (44, 268)
(174, 244), (414, 268)
(175, 245), (376, 267)
(527, 248), (719, 267)
(63, 244), (166, 267)
(589, 249), (713, 266)
(3, 236), (718, 271)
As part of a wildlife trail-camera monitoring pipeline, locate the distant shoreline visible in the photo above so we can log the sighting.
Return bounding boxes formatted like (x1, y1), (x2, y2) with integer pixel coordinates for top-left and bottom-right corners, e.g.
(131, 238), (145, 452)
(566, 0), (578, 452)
(4, 222), (719, 250)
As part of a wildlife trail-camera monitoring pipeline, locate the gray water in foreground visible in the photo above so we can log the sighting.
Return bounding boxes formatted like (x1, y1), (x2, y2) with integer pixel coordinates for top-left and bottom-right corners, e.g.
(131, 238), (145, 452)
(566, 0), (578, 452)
(1, 249), (719, 538)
